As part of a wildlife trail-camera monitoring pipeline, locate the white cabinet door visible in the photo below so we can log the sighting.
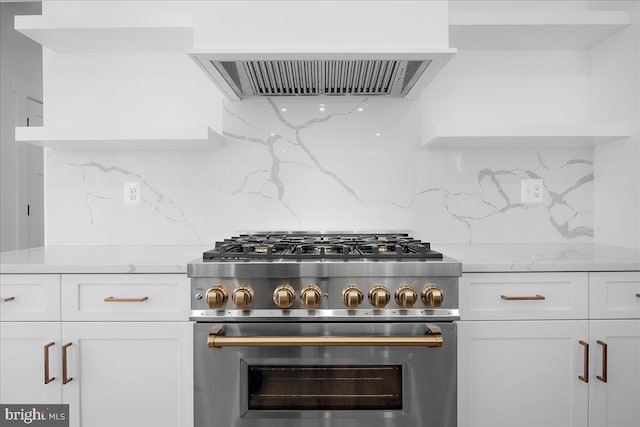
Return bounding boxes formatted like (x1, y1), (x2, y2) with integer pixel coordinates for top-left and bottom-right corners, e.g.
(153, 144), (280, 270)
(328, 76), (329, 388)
(460, 272), (589, 320)
(589, 272), (640, 319)
(589, 320), (640, 427)
(61, 274), (190, 321)
(61, 322), (193, 427)
(458, 320), (589, 427)
(0, 274), (60, 321)
(0, 322), (61, 404)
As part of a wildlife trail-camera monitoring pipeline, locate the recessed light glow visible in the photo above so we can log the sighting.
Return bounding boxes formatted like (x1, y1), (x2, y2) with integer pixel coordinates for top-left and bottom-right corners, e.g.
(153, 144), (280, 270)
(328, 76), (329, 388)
(357, 107), (364, 112)
(319, 107), (326, 112)
(280, 107), (287, 112)
(319, 103), (326, 107)
(269, 133), (276, 137)
(375, 132), (381, 137)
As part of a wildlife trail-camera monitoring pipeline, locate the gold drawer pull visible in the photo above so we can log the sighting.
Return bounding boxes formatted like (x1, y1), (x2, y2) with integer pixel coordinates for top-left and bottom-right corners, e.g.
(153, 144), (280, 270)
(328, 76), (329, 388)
(44, 342), (55, 384)
(578, 340), (589, 383)
(62, 343), (73, 384)
(597, 340), (608, 383)
(500, 294), (545, 301)
(2, 296), (15, 302)
(104, 296), (149, 303)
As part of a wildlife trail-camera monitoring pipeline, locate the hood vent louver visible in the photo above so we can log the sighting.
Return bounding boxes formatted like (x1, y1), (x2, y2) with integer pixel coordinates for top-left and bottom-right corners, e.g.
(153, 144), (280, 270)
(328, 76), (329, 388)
(211, 59), (431, 98)
(189, 51), (455, 100)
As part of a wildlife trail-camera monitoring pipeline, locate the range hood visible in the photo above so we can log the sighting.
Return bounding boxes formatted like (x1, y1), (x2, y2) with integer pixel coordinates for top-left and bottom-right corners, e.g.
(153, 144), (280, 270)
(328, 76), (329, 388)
(189, 51), (455, 100)
(187, 1), (454, 101)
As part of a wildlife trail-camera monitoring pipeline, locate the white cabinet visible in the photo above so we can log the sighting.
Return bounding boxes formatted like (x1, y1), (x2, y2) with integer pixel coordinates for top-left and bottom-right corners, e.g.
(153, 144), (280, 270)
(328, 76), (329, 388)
(458, 320), (589, 427)
(0, 273), (193, 427)
(460, 272), (589, 320)
(62, 322), (193, 427)
(62, 274), (190, 321)
(0, 274), (60, 321)
(459, 271), (640, 427)
(0, 322), (62, 404)
(588, 320), (640, 427)
(589, 272), (640, 319)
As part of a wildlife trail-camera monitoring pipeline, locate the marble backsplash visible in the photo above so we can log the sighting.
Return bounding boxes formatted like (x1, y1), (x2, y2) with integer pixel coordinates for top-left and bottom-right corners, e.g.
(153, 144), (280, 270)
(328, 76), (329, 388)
(45, 99), (593, 245)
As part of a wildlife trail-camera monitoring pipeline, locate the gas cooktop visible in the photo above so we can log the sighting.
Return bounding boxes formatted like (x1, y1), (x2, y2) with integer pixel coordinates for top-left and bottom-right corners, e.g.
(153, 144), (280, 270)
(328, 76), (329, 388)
(202, 233), (443, 261)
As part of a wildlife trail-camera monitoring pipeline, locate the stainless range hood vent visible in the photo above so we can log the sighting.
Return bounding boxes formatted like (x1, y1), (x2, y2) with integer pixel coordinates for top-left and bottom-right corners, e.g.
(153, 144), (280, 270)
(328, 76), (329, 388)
(189, 52), (455, 100)
(211, 59), (431, 98)
(188, 1), (454, 100)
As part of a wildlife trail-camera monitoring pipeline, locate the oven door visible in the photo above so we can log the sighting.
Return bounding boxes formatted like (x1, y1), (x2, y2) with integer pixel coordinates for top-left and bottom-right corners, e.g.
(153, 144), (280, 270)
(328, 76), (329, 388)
(194, 322), (456, 427)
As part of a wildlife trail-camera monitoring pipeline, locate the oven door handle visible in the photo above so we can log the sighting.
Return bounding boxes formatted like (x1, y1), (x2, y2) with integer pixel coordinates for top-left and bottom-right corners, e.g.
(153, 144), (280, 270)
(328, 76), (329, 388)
(207, 327), (443, 348)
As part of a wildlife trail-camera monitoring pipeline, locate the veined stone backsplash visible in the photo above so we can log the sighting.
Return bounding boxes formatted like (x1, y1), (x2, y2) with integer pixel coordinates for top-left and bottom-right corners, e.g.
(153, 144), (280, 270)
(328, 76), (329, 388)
(45, 99), (593, 245)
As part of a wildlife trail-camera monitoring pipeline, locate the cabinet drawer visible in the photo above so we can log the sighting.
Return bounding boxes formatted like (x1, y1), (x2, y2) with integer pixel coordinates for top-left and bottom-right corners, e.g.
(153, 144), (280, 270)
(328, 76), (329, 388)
(589, 272), (640, 319)
(62, 274), (189, 321)
(0, 275), (60, 321)
(460, 273), (588, 320)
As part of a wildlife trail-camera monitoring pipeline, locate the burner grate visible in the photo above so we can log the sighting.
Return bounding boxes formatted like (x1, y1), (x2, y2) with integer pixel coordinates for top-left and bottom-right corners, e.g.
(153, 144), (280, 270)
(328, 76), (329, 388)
(203, 233), (443, 261)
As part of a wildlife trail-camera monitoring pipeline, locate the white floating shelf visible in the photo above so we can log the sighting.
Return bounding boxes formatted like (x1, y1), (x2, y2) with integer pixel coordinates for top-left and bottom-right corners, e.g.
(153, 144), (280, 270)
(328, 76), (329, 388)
(450, 11), (630, 49)
(14, 14), (193, 52)
(423, 122), (631, 148)
(15, 126), (222, 150)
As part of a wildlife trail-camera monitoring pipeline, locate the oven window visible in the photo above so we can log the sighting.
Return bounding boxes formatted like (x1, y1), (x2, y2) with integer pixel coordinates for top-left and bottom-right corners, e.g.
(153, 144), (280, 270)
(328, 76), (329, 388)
(247, 365), (402, 410)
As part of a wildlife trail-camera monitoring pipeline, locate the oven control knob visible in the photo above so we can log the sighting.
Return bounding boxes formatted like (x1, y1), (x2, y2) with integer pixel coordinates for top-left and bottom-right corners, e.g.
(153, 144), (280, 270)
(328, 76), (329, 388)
(205, 286), (228, 308)
(232, 286), (254, 309)
(422, 285), (444, 308)
(395, 286), (418, 308)
(300, 285), (322, 309)
(368, 285), (391, 308)
(273, 284), (296, 309)
(342, 285), (364, 309)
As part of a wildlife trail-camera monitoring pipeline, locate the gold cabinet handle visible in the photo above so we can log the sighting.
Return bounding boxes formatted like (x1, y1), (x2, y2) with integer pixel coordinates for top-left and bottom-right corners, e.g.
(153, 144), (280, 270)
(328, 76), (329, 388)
(208, 329), (443, 349)
(62, 342), (73, 384)
(500, 294), (545, 301)
(636, 293), (640, 298)
(578, 340), (589, 383)
(44, 342), (55, 385)
(104, 296), (148, 303)
(2, 296), (15, 302)
(597, 340), (608, 383)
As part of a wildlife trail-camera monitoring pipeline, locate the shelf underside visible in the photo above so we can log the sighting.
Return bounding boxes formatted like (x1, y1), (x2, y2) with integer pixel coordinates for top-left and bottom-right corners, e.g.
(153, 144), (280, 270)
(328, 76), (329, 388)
(15, 127), (222, 150)
(423, 123), (631, 148)
(450, 11), (630, 49)
(14, 14), (194, 52)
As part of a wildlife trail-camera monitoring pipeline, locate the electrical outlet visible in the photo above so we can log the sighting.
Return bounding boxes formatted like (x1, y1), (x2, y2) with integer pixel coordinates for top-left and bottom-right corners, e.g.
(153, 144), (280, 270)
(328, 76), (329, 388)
(124, 182), (141, 206)
(521, 179), (544, 204)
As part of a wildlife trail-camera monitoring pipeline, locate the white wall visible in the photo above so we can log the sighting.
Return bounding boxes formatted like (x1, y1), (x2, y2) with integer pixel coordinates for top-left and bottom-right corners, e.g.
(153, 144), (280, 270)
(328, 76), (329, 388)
(421, 49), (591, 128)
(591, 1), (640, 249)
(14, 0), (638, 248)
(0, 2), (42, 252)
(44, 99), (594, 245)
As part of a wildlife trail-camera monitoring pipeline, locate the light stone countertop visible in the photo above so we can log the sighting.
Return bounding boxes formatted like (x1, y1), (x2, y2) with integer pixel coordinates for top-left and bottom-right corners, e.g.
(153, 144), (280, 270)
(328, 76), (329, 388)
(0, 244), (638, 275)
(0, 245), (208, 274)
(435, 243), (640, 273)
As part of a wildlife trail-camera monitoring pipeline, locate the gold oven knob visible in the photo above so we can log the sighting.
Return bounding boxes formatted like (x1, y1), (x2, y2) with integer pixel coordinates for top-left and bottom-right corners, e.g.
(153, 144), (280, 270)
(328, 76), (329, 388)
(205, 285), (228, 308)
(300, 285), (322, 309)
(368, 285), (391, 308)
(273, 284), (296, 309)
(342, 285), (364, 309)
(232, 286), (254, 309)
(422, 285), (444, 307)
(395, 285), (417, 308)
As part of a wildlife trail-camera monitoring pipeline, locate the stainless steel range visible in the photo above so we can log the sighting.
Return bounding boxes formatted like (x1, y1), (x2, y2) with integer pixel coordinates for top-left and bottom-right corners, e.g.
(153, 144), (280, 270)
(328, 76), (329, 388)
(188, 233), (461, 427)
